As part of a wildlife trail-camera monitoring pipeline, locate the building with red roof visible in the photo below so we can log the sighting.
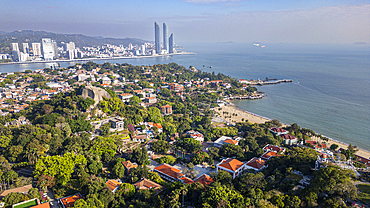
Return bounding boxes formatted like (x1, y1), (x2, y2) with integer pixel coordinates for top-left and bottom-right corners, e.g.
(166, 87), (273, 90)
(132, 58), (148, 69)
(105, 179), (122, 193)
(245, 157), (266, 171)
(355, 154), (370, 167)
(154, 163), (193, 184)
(122, 160), (138, 174)
(193, 174), (214, 186)
(270, 127), (289, 136)
(133, 178), (163, 193)
(216, 158), (246, 179)
(160, 104), (172, 115)
(59, 193), (83, 208)
(261, 151), (281, 160)
(280, 134), (298, 145)
(263, 144), (285, 153)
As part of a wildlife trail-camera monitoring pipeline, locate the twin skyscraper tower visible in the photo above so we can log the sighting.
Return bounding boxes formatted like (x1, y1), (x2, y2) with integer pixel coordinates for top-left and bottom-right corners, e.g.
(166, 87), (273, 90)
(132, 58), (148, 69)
(154, 22), (174, 54)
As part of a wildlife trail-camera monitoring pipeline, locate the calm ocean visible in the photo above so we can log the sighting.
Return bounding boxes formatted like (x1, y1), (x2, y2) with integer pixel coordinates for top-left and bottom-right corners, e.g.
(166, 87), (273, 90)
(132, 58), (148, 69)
(1, 43), (369, 150)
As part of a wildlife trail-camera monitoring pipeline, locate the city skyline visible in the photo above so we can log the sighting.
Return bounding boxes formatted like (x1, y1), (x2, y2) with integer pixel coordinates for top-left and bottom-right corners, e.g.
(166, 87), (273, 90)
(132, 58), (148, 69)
(0, 0), (369, 44)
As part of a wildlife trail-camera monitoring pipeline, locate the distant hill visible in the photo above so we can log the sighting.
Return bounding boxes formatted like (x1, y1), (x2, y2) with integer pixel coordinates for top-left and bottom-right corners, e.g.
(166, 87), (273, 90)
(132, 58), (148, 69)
(0, 30), (149, 54)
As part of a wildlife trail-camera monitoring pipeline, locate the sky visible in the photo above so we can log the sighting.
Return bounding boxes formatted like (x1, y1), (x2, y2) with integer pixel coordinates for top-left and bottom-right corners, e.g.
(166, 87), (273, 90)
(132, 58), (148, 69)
(1, 0), (369, 44)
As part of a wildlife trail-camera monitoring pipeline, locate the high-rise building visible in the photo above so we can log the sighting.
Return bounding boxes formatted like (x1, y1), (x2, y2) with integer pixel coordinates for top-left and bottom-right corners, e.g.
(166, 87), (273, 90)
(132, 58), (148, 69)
(22, 43), (29, 54)
(64, 42), (75, 51)
(11, 43), (20, 61)
(42, 38), (55, 60)
(169, 33), (174, 54)
(32, 43), (42, 56)
(154, 22), (160, 54)
(163, 23), (168, 52)
(52, 41), (58, 58)
(11, 43), (19, 52)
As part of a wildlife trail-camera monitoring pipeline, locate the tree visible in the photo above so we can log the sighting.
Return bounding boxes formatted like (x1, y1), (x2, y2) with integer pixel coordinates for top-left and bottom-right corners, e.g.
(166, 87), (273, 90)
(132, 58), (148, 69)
(100, 123), (111, 136)
(118, 183), (136, 199)
(201, 183), (247, 207)
(311, 165), (356, 199)
(191, 152), (210, 165)
(148, 107), (162, 123)
(208, 147), (219, 160)
(129, 96), (141, 105)
(3, 192), (25, 207)
(176, 138), (202, 154)
(112, 161), (125, 178)
(330, 144), (339, 151)
(155, 155), (176, 165)
(129, 147), (149, 166)
(151, 140), (169, 154)
(37, 175), (56, 190)
(211, 171), (233, 185)
(88, 161), (103, 175)
(34, 152), (87, 185)
(27, 188), (41, 200)
(219, 144), (244, 160)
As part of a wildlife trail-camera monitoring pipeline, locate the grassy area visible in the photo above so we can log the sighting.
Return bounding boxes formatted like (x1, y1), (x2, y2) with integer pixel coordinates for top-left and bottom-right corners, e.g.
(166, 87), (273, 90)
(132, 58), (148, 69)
(13, 199), (38, 208)
(358, 184), (370, 203)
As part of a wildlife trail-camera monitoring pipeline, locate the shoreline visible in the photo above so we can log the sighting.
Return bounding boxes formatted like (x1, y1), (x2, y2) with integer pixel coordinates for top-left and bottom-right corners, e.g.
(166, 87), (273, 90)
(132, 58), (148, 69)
(213, 102), (370, 159)
(0, 51), (196, 66)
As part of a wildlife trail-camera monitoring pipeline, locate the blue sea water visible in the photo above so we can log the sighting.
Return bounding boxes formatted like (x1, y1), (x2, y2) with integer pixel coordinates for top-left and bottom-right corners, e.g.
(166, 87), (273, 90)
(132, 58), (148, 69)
(1, 43), (369, 150)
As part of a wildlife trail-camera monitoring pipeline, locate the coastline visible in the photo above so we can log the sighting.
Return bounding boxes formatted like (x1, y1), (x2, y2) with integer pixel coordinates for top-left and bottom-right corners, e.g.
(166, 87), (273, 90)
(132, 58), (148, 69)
(213, 101), (370, 159)
(0, 51), (196, 66)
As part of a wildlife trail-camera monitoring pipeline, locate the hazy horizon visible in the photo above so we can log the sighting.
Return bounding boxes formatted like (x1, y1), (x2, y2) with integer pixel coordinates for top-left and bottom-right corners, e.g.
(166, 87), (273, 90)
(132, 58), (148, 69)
(1, 0), (369, 44)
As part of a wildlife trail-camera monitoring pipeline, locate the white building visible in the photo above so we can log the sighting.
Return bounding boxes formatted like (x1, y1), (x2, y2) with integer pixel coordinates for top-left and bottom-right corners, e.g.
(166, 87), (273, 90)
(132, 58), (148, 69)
(42, 38), (55, 60)
(216, 158), (246, 179)
(32, 43), (42, 56)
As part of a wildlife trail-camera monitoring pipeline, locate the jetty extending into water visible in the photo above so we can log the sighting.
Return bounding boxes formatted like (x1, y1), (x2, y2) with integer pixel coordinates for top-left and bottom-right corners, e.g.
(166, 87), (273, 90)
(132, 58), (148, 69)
(253, 79), (293, 85)
(226, 94), (264, 100)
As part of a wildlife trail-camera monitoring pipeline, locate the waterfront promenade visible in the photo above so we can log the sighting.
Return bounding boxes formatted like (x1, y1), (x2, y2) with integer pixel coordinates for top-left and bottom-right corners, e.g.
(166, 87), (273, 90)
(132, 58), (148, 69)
(0, 51), (196, 66)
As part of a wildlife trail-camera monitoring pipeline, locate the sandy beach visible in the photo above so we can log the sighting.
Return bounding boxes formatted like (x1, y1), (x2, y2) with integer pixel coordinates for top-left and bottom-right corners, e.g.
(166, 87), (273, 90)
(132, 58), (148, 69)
(213, 103), (370, 159)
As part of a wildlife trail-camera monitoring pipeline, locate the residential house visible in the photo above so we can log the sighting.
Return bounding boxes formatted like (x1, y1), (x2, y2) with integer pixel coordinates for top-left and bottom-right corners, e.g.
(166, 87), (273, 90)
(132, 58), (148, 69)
(270, 127), (289, 136)
(216, 158), (246, 179)
(160, 104), (172, 115)
(245, 157), (266, 171)
(133, 178), (163, 193)
(281, 134), (298, 145)
(154, 163), (194, 184)
(261, 151), (281, 160)
(186, 130), (204, 142)
(214, 136), (240, 148)
(106, 179), (122, 193)
(109, 117), (124, 129)
(122, 160), (138, 174)
(145, 97), (157, 104)
(193, 174), (214, 186)
(263, 144), (285, 153)
(120, 93), (133, 102)
(59, 193), (83, 208)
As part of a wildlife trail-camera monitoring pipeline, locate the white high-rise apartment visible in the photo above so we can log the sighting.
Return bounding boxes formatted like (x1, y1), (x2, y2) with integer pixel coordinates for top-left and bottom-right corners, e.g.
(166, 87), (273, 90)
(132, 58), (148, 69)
(32, 43), (42, 56)
(22, 43), (29, 54)
(42, 38), (55, 60)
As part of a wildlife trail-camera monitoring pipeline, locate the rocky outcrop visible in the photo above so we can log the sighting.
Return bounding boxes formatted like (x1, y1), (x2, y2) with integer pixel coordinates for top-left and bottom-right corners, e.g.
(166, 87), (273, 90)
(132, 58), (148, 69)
(81, 85), (111, 106)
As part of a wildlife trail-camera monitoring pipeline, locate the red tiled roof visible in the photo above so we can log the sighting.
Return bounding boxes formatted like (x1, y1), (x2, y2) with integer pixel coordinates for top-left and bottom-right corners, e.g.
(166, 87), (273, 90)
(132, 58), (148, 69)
(246, 157), (266, 170)
(261, 151), (280, 160)
(223, 139), (238, 145)
(219, 158), (244, 171)
(106, 180), (121, 192)
(280, 134), (296, 140)
(194, 174), (214, 186)
(133, 178), (163, 190)
(61, 193), (83, 208)
(263, 144), (284, 152)
(181, 177), (194, 184)
(122, 160), (138, 170)
(270, 127), (287, 133)
(154, 164), (183, 179)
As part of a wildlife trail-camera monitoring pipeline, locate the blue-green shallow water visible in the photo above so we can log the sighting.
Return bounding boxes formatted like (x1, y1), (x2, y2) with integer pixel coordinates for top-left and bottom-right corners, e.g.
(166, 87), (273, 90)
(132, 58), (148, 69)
(1, 43), (369, 150)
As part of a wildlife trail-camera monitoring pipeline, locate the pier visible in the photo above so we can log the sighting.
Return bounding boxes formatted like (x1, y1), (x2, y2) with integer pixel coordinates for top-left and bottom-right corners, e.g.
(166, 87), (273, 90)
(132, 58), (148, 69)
(252, 79), (293, 85)
(226, 94), (264, 100)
